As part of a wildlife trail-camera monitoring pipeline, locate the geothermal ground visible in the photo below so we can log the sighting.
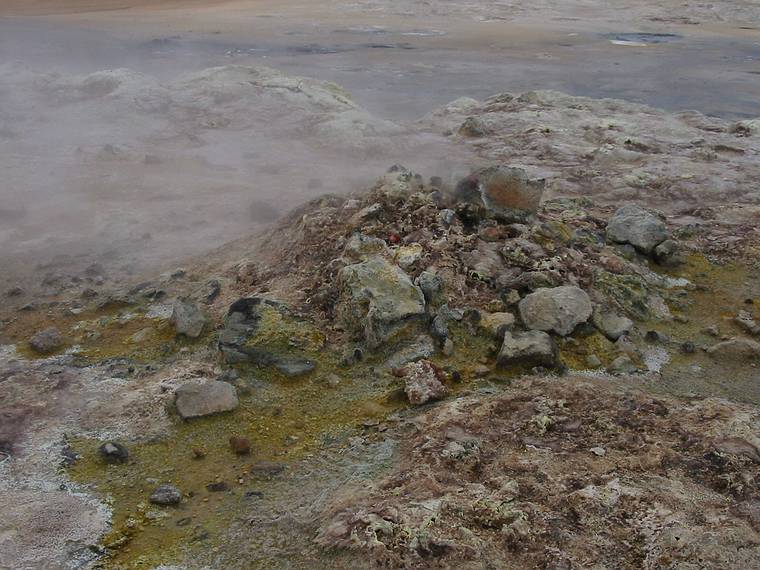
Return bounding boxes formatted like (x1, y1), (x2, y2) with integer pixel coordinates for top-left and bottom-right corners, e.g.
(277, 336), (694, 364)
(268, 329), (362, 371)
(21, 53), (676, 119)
(1, 1), (760, 569)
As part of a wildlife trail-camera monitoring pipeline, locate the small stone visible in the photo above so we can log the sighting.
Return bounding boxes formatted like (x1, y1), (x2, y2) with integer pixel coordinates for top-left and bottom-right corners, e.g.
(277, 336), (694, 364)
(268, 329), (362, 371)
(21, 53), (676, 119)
(592, 308), (633, 341)
(403, 360), (448, 405)
(206, 482), (229, 492)
(586, 355), (602, 369)
(607, 355), (638, 375)
(442, 338), (454, 356)
(273, 358), (316, 378)
(680, 341), (696, 354)
(325, 373), (342, 387)
(29, 327), (63, 353)
(98, 442), (129, 464)
(590, 447), (606, 457)
(229, 437), (251, 455)
(150, 484), (182, 506)
(479, 312), (516, 340)
(192, 448), (206, 459)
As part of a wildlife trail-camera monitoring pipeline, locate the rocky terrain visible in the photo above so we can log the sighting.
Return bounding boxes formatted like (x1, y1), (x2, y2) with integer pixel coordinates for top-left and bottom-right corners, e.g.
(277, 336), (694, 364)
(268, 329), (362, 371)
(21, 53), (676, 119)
(2, 100), (760, 567)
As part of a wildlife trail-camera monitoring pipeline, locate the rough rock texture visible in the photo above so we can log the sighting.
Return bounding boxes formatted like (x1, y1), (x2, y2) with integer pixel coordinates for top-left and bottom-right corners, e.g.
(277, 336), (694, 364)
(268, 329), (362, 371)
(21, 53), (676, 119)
(402, 360), (448, 405)
(338, 257), (426, 348)
(498, 330), (557, 368)
(455, 166), (545, 222)
(606, 204), (669, 254)
(29, 327), (63, 353)
(592, 307), (634, 341)
(174, 381), (239, 419)
(318, 376), (760, 569)
(707, 338), (760, 362)
(149, 484), (182, 506)
(518, 286), (593, 336)
(479, 311), (516, 339)
(170, 299), (207, 338)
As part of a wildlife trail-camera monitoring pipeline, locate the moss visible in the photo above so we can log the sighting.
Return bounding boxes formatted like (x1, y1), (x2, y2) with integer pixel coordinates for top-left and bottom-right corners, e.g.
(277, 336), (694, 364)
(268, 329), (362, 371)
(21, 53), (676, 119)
(559, 332), (617, 370)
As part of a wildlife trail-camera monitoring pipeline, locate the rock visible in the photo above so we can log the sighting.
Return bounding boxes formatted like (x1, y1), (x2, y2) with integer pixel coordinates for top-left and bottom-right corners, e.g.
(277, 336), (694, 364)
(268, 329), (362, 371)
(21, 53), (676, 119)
(586, 354), (602, 368)
(442, 338), (455, 356)
(170, 299), (207, 339)
(607, 355), (638, 375)
(402, 360), (448, 405)
(606, 204), (668, 254)
(518, 286), (592, 336)
(199, 279), (221, 304)
(393, 243), (424, 270)
(707, 338), (760, 361)
(150, 484), (182, 506)
(273, 357), (316, 378)
(497, 330), (557, 368)
(417, 271), (443, 305)
(592, 308), (633, 341)
(98, 442), (129, 464)
(206, 482), (229, 492)
(229, 437), (251, 455)
(338, 257), (426, 348)
(175, 381), (239, 419)
(653, 239), (682, 266)
(6, 286), (23, 297)
(349, 203), (383, 227)
(736, 311), (760, 336)
(454, 166), (545, 222)
(384, 335), (435, 369)
(343, 233), (388, 262)
(479, 312), (516, 340)
(29, 327), (63, 353)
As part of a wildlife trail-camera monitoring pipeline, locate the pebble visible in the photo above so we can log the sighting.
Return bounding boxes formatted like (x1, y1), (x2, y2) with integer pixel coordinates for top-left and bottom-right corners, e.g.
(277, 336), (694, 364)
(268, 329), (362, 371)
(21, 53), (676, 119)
(98, 442), (129, 464)
(149, 484), (182, 506)
(229, 437), (251, 455)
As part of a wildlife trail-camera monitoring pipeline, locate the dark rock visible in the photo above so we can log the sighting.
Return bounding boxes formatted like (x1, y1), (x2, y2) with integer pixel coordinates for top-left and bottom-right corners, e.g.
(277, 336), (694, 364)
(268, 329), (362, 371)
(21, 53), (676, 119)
(206, 482), (230, 492)
(274, 358), (316, 378)
(98, 442), (129, 464)
(150, 484), (182, 505)
(229, 436), (251, 455)
(29, 327), (63, 353)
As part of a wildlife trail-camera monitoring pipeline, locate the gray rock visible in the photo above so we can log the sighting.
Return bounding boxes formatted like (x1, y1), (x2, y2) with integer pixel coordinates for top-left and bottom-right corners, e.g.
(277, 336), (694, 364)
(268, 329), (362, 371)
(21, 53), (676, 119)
(384, 335), (435, 369)
(98, 442), (128, 464)
(497, 330), (557, 368)
(150, 484), (182, 506)
(338, 257), (426, 348)
(592, 308), (634, 341)
(455, 166), (545, 223)
(175, 381), (239, 419)
(735, 311), (760, 336)
(707, 338), (760, 361)
(199, 279), (221, 304)
(653, 239), (682, 266)
(518, 286), (592, 336)
(343, 233), (388, 262)
(29, 327), (63, 353)
(606, 204), (668, 254)
(607, 355), (638, 375)
(403, 360), (448, 405)
(273, 358), (316, 378)
(170, 299), (207, 339)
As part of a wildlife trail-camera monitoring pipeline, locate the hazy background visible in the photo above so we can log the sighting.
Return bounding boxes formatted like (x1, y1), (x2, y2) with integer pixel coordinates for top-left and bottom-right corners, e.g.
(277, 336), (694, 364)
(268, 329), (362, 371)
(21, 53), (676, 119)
(1, 0), (759, 292)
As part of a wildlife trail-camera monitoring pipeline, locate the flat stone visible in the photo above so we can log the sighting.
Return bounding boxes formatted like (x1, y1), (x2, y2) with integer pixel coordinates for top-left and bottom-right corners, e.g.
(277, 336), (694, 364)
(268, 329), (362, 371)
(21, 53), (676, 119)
(273, 358), (316, 378)
(592, 308), (634, 341)
(29, 327), (63, 353)
(498, 330), (557, 368)
(175, 381), (239, 419)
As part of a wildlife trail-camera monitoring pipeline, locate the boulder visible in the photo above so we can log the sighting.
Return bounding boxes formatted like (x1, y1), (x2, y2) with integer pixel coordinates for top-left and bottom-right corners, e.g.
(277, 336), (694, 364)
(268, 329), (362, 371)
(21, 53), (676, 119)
(402, 360), (448, 405)
(175, 381), (239, 419)
(606, 204), (668, 254)
(497, 330), (557, 368)
(455, 166), (545, 222)
(592, 308), (634, 341)
(338, 257), (426, 348)
(170, 299), (207, 338)
(518, 286), (592, 336)
(707, 338), (760, 362)
(29, 327), (63, 354)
